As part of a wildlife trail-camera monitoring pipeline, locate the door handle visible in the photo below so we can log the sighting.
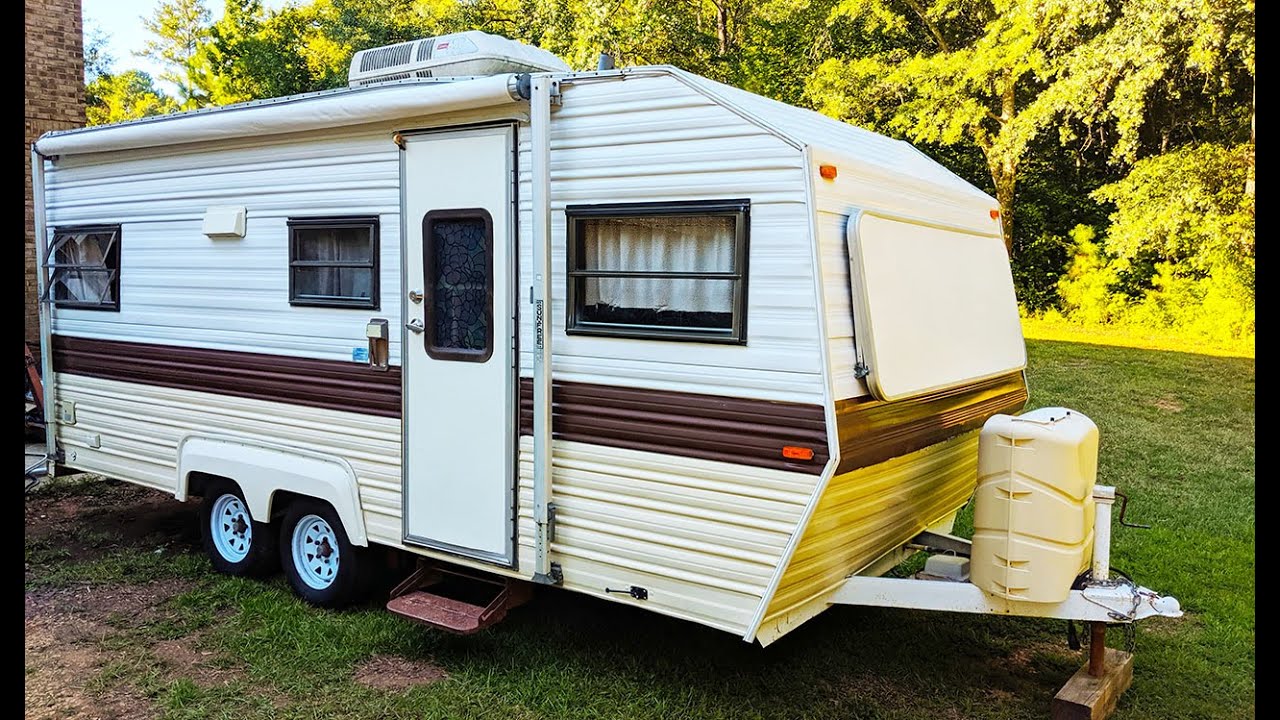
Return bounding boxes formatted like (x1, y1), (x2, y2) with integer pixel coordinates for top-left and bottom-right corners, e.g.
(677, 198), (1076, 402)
(406, 318), (425, 334)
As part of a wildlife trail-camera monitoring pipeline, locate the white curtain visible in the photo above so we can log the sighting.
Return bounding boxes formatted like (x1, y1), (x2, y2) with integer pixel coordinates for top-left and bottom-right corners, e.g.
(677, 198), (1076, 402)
(55, 232), (112, 303)
(582, 216), (734, 312)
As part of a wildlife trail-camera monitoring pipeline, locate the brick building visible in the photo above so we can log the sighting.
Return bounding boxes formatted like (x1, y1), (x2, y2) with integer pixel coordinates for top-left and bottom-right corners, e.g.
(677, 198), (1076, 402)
(25, 0), (86, 355)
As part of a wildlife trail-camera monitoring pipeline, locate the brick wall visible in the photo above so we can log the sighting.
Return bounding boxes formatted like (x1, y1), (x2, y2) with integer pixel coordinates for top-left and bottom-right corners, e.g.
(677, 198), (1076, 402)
(25, 0), (86, 355)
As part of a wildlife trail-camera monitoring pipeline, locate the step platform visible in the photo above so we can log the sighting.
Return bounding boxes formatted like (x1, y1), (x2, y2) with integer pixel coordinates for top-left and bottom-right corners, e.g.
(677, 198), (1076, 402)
(386, 564), (532, 635)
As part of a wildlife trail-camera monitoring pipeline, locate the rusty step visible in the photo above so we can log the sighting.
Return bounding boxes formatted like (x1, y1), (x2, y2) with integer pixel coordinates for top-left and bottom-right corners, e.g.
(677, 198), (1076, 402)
(386, 563), (532, 635)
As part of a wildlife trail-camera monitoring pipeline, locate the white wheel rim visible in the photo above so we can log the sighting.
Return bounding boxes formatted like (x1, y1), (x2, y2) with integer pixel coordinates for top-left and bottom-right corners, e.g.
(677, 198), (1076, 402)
(292, 514), (340, 590)
(210, 493), (252, 563)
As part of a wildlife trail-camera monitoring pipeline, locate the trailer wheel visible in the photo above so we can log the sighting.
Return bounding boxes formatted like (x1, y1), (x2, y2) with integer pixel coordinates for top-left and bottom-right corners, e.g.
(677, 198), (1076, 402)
(279, 499), (370, 608)
(199, 481), (278, 576)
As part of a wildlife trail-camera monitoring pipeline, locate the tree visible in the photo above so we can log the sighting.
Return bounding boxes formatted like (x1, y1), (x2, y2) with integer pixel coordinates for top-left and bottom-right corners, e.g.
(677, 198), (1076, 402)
(84, 21), (115, 83)
(805, 1), (1129, 255)
(139, 0), (214, 109)
(86, 70), (180, 125)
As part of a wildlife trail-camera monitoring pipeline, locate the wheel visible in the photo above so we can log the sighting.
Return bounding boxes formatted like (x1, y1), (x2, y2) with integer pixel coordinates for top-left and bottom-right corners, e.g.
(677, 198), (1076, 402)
(199, 480), (278, 576)
(279, 499), (371, 608)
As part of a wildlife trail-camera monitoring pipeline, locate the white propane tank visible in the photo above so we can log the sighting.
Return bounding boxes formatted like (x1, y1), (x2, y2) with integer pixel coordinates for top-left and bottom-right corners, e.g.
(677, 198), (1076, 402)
(970, 407), (1098, 603)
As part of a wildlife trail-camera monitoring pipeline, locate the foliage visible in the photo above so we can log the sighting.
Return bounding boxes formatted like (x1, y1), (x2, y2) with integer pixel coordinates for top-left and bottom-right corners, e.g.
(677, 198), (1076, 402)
(86, 70), (181, 126)
(139, 0), (214, 109)
(1052, 142), (1254, 348)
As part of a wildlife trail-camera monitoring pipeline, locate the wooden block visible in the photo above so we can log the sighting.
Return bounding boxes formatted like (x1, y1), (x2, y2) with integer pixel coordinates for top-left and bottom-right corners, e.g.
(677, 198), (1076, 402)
(1052, 648), (1134, 720)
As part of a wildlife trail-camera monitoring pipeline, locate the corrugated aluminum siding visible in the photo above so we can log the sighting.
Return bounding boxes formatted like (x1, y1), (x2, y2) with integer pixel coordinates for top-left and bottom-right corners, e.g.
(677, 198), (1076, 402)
(759, 431), (980, 637)
(52, 374), (406, 545)
(518, 74), (826, 404)
(519, 437), (812, 633)
(43, 127), (406, 365)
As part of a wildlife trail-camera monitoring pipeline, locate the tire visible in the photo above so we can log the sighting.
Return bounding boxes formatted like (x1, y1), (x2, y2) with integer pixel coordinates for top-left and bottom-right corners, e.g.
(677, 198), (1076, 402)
(279, 499), (371, 608)
(199, 480), (278, 577)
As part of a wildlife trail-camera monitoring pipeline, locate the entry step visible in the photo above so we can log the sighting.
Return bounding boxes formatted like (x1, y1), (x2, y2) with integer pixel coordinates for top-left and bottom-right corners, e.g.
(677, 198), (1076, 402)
(386, 563), (532, 635)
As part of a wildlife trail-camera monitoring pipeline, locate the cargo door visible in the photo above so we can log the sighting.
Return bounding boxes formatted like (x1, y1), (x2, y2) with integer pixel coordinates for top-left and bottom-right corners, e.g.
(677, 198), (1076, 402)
(846, 211), (1026, 401)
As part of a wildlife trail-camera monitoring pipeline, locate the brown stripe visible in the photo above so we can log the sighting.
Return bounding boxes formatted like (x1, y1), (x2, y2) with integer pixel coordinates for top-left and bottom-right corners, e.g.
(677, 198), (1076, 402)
(519, 378), (828, 474)
(52, 335), (402, 418)
(834, 372), (1028, 475)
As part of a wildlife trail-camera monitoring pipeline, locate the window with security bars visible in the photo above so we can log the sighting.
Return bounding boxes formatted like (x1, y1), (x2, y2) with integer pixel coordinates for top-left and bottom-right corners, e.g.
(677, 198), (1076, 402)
(288, 217), (380, 309)
(46, 225), (122, 311)
(565, 200), (750, 344)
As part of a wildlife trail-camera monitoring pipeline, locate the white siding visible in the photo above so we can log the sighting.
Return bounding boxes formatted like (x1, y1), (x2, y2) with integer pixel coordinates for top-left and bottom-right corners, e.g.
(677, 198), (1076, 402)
(44, 127), (406, 365)
(517, 74), (826, 403)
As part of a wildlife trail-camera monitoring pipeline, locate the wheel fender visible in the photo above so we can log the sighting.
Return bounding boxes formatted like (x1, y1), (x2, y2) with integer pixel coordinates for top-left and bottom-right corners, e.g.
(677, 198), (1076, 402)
(176, 434), (369, 546)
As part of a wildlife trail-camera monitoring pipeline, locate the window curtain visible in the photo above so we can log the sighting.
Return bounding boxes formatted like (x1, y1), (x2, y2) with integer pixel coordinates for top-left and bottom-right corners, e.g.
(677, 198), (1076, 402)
(55, 232), (112, 303)
(582, 216), (734, 312)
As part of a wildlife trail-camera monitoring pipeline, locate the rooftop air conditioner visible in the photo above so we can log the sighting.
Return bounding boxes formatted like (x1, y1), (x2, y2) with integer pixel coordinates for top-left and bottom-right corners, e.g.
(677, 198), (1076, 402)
(347, 31), (571, 86)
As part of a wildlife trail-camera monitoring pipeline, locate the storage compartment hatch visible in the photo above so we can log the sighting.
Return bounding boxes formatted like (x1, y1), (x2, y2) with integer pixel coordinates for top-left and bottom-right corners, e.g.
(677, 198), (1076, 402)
(845, 212), (1026, 401)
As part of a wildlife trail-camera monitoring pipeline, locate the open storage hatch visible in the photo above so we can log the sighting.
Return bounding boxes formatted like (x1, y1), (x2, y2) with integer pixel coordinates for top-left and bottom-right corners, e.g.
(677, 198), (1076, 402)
(846, 211), (1026, 402)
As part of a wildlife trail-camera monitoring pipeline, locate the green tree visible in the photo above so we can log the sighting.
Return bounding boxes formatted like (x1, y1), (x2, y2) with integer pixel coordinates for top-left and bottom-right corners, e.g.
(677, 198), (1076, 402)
(86, 70), (180, 125)
(805, 1), (1126, 254)
(84, 21), (115, 82)
(139, 0), (214, 109)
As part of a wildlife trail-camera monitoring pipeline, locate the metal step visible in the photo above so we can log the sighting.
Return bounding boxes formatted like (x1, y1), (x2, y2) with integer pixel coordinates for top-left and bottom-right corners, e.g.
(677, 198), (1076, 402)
(385, 562), (532, 635)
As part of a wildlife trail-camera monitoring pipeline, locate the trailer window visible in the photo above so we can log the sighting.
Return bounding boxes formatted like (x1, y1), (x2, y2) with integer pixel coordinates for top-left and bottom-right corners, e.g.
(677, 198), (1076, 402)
(422, 208), (494, 362)
(288, 217), (380, 309)
(46, 225), (121, 311)
(565, 200), (749, 344)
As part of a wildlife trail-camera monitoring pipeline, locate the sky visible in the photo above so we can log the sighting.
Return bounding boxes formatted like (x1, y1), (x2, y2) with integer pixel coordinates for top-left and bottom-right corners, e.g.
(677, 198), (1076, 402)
(81, 0), (286, 96)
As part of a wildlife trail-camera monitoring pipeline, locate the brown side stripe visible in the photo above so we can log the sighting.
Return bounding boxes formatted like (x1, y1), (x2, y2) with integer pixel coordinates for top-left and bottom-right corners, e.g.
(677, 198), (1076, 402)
(52, 335), (402, 418)
(834, 372), (1028, 475)
(520, 378), (829, 474)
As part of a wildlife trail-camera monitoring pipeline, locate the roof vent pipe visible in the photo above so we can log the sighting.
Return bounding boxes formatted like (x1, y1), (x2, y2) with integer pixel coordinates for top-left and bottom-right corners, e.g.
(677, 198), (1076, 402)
(597, 52), (615, 71)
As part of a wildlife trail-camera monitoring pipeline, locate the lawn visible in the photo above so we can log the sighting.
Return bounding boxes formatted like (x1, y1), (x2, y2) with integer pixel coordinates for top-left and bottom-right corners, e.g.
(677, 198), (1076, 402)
(24, 338), (1255, 720)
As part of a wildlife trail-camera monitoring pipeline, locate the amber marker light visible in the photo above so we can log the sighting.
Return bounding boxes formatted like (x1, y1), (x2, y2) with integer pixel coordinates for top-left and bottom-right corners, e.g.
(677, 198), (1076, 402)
(990, 208), (1001, 220)
(819, 164), (838, 180)
(782, 446), (815, 461)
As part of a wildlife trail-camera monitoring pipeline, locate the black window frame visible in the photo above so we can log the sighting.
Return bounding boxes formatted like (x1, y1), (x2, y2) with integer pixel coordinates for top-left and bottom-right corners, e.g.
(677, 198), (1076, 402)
(287, 216), (381, 309)
(47, 224), (123, 312)
(422, 208), (495, 363)
(565, 199), (750, 344)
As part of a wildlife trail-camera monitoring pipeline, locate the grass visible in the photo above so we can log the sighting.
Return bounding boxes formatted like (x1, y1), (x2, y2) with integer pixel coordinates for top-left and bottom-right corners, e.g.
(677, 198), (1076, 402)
(1021, 316), (1255, 359)
(25, 338), (1254, 719)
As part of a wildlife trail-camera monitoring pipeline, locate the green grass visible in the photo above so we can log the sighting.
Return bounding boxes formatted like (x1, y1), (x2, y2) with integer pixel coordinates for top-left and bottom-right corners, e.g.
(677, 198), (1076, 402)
(26, 338), (1254, 719)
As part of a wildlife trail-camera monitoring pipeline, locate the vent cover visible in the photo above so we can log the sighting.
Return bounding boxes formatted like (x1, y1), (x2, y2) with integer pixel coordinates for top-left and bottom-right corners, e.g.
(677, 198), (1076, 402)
(359, 42), (415, 72)
(348, 30), (570, 87)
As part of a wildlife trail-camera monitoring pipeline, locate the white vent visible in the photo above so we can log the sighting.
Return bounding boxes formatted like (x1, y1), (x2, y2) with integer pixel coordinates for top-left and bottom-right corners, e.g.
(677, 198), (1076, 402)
(348, 31), (570, 87)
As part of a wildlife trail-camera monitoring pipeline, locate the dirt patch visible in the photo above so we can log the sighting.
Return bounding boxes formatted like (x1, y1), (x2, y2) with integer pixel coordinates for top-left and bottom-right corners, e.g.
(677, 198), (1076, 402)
(24, 584), (168, 717)
(25, 477), (201, 565)
(354, 654), (449, 691)
(1151, 395), (1186, 413)
(153, 632), (244, 688)
(26, 579), (196, 626)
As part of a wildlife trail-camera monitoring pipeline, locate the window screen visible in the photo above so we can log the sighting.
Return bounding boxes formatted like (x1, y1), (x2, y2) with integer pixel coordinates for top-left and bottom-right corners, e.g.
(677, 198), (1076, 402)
(47, 225), (121, 310)
(566, 200), (749, 343)
(288, 217), (379, 309)
(423, 209), (493, 362)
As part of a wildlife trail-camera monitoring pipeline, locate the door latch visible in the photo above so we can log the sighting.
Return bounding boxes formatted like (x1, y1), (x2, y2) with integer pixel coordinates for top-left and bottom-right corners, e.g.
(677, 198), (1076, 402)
(406, 318), (425, 334)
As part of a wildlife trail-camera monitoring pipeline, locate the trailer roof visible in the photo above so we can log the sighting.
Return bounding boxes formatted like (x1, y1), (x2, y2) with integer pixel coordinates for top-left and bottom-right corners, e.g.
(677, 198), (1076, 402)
(35, 65), (993, 205)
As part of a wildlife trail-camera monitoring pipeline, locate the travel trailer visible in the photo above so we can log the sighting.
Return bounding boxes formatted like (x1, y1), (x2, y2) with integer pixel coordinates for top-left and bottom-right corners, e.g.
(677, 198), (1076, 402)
(31, 31), (1178, 678)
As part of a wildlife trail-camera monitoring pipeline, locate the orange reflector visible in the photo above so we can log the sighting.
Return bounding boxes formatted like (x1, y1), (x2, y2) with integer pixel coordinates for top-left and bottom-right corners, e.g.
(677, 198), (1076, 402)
(989, 209), (1001, 219)
(782, 446), (815, 461)
(819, 164), (838, 180)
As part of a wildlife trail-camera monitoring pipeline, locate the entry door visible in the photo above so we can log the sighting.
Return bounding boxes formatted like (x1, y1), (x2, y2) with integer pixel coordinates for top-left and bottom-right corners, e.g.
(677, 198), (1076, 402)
(401, 124), (515, 564)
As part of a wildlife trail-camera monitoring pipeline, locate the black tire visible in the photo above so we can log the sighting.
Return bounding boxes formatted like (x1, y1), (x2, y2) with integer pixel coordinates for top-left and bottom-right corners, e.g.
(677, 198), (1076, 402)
(199, 480), (278, 577)
(279, 498), (371, 608)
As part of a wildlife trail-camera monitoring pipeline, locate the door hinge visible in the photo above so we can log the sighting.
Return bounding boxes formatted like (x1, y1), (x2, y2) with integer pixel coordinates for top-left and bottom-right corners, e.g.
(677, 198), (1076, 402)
(853, 361), (871, 379)
(546, 502), (558, 544)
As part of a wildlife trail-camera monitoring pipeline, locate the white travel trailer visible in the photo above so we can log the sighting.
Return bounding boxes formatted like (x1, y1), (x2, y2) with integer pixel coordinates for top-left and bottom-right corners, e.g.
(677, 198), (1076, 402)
(32, 30), (1178, 680)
